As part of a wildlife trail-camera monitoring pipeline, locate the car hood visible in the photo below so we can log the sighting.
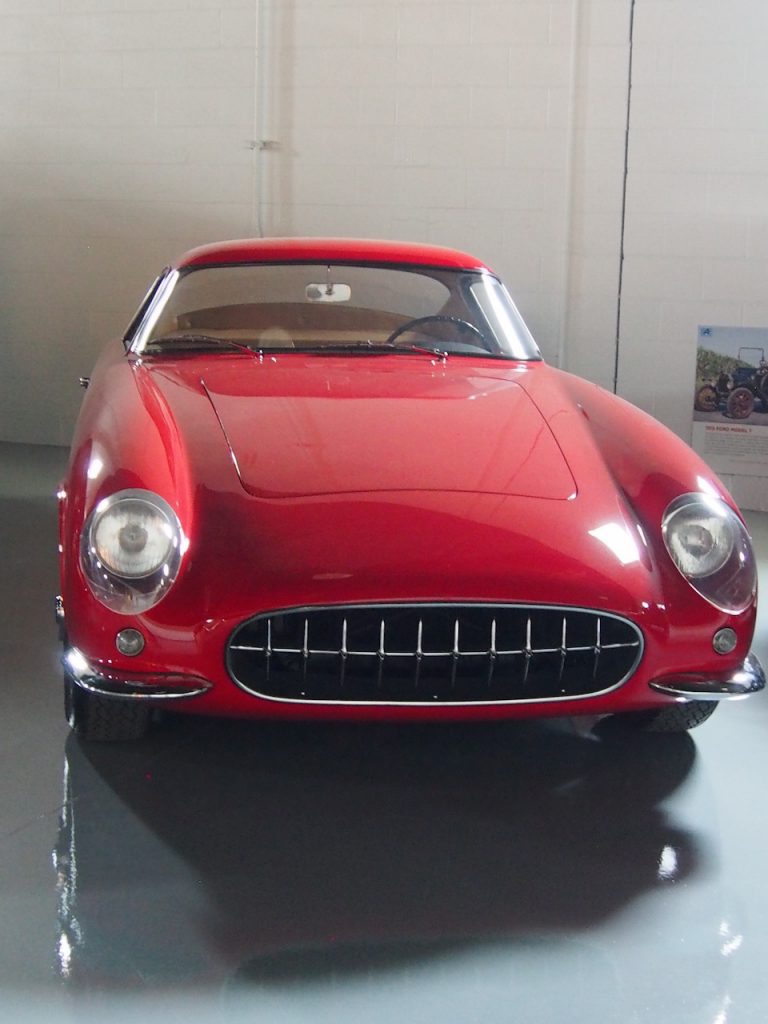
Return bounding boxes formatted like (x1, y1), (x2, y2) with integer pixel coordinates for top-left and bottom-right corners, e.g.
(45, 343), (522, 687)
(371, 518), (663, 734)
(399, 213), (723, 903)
(199, 359), (577, 500)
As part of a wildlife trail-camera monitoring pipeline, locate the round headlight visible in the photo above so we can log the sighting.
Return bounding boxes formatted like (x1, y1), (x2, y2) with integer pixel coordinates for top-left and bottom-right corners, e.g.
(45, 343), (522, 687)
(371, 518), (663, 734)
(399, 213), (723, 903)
(662, 493), (756, 613)
(663, 505), (734, 578)
(81, 490), (184, 613)
(92, 495), (175, 578)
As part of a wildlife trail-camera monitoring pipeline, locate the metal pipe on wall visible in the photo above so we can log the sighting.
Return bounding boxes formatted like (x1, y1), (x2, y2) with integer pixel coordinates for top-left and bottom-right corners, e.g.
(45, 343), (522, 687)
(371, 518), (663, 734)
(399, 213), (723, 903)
(557, 0), (582, 371)
(252, 0), (274, 237)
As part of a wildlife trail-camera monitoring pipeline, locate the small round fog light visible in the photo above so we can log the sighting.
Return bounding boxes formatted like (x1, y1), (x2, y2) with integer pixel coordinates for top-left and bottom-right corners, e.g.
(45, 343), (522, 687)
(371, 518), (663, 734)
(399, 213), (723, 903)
(713, 628), (737, 655)
(116, 628), (145, 657)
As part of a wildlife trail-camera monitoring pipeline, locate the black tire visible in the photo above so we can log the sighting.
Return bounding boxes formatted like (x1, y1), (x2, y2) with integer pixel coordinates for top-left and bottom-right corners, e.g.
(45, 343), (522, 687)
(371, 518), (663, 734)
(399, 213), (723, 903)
(694, 384), (718, 412)
(726, 386), (754, 419)
(64, 676), (151, 741)
(611, 700), (718, 733)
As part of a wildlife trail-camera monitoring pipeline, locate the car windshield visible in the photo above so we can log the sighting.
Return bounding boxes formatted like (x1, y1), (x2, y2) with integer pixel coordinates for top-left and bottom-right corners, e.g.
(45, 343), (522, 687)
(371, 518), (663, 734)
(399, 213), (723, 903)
(132, 263), (541, 360)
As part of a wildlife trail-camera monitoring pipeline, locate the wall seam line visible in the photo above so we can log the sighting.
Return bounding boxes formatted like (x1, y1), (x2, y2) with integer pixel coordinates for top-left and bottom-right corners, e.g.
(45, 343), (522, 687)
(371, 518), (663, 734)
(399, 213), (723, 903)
(613, 0), (637, 394)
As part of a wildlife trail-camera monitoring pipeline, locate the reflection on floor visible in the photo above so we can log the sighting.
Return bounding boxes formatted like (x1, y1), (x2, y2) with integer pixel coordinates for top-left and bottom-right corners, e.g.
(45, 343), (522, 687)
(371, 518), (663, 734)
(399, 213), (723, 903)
(0, 442), (767, 1023)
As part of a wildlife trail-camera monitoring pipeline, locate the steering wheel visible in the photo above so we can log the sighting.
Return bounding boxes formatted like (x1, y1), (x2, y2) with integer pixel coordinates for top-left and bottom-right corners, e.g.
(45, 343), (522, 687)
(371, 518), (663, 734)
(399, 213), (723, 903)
(385, 314), (488, 349)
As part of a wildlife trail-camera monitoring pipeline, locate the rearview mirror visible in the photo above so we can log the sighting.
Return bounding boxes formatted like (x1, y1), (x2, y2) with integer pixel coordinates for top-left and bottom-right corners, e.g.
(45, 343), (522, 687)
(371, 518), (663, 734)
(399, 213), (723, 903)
(305, 283), (351, 303)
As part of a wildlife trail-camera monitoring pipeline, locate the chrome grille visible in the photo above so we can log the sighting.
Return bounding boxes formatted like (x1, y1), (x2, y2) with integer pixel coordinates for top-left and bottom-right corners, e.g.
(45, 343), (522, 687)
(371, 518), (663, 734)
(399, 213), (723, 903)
(227, 604), (643, 705)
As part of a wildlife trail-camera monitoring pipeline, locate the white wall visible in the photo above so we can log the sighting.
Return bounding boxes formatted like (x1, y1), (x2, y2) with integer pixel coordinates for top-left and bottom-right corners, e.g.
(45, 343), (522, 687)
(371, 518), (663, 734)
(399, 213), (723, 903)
(619, 0), (768, 509)
(1, 0), (766, 508)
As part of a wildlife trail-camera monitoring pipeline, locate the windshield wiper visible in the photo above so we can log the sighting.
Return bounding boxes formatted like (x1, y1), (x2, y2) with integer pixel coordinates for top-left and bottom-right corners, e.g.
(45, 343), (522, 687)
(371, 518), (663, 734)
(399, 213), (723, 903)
(144, 334), (255, 356)
(303, 341), (448, 359)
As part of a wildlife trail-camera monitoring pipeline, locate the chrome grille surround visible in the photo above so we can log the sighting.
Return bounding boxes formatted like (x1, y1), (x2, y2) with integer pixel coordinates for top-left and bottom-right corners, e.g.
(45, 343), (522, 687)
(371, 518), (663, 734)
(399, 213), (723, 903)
(227, 604), (644, 706)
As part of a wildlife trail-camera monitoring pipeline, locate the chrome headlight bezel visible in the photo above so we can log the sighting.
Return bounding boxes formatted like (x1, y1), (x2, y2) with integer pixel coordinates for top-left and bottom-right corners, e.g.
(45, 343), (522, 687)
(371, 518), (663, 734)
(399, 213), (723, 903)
(80, 489), (184, 614)
(662, 492), (756, 614)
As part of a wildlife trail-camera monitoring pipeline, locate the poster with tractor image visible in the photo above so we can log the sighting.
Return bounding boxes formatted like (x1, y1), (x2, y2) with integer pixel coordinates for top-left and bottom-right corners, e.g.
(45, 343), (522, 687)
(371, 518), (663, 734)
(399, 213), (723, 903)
(692, 325), (768, 476)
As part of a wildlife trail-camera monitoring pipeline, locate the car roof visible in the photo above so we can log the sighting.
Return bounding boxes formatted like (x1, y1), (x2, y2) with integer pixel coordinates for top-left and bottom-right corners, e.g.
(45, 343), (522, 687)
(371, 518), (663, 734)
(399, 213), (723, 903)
(174, 237), (492, 272)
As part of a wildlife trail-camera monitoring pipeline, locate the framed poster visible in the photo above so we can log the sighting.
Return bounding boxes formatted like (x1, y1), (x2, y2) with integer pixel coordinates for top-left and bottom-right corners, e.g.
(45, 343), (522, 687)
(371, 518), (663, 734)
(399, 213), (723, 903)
(692, 325), (768, 476)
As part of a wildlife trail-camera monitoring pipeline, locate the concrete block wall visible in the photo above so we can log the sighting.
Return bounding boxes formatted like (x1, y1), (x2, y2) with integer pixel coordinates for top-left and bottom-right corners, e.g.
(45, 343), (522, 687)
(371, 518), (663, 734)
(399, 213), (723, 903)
(0, 0), (766, 511)
(0, 0), (261, 446)
(265, 0), (593, 356)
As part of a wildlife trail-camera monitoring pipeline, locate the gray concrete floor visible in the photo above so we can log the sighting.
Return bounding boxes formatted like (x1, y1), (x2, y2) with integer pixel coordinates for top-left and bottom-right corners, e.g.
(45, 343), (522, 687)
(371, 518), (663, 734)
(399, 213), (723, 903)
(2, 441), (768, 1023)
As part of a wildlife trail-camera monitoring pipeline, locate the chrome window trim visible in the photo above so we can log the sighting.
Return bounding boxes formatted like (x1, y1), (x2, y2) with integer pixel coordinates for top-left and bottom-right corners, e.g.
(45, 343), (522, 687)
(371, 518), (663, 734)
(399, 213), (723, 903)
(129, 269), (180, 354)
(127, 264), (543, 362)
(122, 267), (170, 350)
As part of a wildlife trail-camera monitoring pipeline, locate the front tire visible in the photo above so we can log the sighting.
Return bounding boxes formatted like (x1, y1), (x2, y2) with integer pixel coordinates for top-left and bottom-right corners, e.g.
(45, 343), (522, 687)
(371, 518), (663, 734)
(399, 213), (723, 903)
(64, 676), (151, 741)
(612, 700), (718, 733)
(727, 386), (754, 419)
(694, 384), (718, 412)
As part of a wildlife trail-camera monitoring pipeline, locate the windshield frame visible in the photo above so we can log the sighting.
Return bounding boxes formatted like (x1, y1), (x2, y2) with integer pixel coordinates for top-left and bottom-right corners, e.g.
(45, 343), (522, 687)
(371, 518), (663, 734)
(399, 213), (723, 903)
(126, 261), (542, 362)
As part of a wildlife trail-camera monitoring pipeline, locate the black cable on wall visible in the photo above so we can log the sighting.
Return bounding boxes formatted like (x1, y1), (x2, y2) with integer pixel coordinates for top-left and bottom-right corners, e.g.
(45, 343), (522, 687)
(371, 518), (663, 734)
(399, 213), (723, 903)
(613, 0), (637, 394)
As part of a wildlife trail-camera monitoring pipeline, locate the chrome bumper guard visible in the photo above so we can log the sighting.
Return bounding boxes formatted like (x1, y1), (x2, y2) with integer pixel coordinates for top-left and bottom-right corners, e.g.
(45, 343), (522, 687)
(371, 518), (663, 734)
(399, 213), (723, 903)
(63, 648), (211, 701)
(650, 653), (766, 701)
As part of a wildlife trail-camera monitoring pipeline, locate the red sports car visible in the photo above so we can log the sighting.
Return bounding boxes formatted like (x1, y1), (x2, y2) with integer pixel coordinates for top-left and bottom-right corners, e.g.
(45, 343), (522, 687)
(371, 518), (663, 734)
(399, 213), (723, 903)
(57, 238), (764, 740)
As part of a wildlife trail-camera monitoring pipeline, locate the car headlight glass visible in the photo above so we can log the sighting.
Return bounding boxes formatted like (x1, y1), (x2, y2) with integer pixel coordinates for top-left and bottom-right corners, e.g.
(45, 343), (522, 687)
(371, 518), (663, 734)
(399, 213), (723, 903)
(662, 493), (756, 613)
(82, 490), (184, 613)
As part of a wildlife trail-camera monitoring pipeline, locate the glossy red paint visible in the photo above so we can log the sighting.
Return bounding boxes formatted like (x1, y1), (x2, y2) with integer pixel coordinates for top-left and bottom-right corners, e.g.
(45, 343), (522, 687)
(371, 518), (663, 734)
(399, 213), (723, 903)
(176, 237), (489, 271)
(58, 239), (761, 733)
(201, 359), (576, 500)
